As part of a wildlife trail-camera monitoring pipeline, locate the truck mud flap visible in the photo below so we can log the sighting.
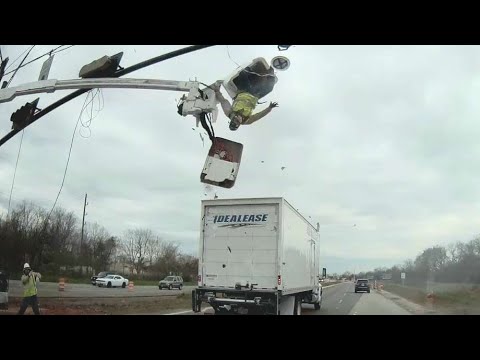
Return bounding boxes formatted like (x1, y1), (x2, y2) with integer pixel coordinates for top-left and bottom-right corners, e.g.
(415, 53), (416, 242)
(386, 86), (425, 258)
(192, 289), (202, 313)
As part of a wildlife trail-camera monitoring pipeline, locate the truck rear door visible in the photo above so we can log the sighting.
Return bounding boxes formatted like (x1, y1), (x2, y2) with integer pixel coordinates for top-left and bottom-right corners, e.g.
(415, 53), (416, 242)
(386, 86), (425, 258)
(202, 203), (279, 289)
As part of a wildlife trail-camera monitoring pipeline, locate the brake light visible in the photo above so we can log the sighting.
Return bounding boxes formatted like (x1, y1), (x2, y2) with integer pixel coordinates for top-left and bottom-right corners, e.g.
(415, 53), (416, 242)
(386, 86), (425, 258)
(197, 275), (201, 283)
(278, 275), (281, 285)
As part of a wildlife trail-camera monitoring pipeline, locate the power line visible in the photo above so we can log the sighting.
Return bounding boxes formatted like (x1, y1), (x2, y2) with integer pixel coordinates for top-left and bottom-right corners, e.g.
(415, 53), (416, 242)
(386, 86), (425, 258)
(6, 45), (35, 87)
(3, 45), (63, 76)
(53, 45), (75, 54)
(7, 129), (25, 215)
(0, 187), (82, 210)
(46, 92), (93, 221)
(4, 45), (32, 72)
(3, 45), (75, 77)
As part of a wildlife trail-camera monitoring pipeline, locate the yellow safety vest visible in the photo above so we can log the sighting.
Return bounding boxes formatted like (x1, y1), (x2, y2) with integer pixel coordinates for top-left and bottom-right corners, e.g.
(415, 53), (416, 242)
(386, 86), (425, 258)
(231, 92), (258, 118)
(22, 275), (38, 297)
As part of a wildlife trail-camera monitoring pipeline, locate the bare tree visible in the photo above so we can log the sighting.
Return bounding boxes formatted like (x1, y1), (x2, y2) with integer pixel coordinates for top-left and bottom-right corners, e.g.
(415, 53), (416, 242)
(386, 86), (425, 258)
(84, 223), (113, 274)
(1, 199), (200, 282)
(120, 228), (155, 277)
(146, 236), (163, 267)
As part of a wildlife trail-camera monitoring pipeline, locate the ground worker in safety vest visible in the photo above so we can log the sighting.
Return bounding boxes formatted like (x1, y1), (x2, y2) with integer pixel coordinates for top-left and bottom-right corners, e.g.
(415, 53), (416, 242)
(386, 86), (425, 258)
(17, 263), (41, 315)
(212, 81), (278, 131)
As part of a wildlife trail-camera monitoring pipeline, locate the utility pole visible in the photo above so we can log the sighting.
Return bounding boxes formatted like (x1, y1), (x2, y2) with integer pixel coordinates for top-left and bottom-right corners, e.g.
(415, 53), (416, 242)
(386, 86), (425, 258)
(80, 193), (87, 275)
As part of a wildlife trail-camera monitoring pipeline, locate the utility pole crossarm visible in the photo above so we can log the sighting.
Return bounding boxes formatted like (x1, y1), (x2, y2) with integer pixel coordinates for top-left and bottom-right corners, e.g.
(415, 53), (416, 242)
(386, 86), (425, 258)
(0, 78), (198, 103)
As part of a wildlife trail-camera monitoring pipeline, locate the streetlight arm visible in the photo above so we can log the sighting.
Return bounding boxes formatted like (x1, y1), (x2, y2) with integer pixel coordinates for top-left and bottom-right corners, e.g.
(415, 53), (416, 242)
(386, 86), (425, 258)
(5, 77), (218, 132)
(0, 78), (200, 103)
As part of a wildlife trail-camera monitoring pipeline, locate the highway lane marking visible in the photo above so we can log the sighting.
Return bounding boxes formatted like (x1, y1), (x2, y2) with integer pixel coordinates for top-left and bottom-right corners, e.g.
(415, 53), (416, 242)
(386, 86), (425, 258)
(339, 299), (343, 304)
(165, 307), (213, 315)
(322, 283), (341, 289)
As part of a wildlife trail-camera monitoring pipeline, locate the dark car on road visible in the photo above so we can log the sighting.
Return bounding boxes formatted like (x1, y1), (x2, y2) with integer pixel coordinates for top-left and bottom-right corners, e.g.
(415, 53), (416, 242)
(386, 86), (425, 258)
(91, 271), (115, 285)
(159, 276), (183, 290)
(355, 279), (370, 293)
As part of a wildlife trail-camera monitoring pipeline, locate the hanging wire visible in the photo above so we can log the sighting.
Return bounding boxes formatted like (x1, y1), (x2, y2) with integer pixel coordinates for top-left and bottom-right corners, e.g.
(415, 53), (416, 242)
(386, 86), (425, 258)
(7, 129), (25, 216)
(79, 88), (104, 138)
(46, 90), (99, 221)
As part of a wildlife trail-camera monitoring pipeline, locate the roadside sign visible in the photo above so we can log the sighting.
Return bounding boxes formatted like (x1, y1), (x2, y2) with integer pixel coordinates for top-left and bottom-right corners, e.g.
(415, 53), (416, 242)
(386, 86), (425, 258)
(401, 272), (406, 279)
(38, 55), (54, 81)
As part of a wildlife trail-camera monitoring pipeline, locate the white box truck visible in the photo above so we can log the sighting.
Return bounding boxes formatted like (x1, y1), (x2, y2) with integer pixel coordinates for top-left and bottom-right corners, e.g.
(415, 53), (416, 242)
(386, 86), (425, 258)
(192, 197), (324, 315)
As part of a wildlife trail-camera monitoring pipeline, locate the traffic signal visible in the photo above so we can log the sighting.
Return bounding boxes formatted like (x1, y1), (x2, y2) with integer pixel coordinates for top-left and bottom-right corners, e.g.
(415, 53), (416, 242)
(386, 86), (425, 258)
(11, 98), (39, 131)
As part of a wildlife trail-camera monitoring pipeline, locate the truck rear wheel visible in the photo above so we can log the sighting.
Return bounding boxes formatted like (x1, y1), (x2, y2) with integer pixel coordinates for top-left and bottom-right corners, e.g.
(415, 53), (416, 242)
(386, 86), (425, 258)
(314, 302), (321, 310)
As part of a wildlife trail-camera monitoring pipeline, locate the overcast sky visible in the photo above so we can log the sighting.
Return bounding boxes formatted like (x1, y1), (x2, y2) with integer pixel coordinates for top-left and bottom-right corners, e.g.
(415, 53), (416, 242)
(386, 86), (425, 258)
(1, 45), (480, 274)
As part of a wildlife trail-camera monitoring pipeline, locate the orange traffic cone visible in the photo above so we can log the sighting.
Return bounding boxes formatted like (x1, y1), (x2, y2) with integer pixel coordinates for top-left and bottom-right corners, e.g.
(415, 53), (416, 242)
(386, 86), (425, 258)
(58, 278), (65, 292)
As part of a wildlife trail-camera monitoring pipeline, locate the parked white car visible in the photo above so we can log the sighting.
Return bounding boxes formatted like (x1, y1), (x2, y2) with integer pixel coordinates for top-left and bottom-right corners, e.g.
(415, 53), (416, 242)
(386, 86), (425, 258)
(96, 275), (129, 288)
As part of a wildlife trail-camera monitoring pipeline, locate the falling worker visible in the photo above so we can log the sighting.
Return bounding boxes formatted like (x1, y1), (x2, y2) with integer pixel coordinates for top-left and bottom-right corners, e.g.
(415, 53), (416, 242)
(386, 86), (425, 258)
(213, 81), (278, 131)
(211, 57), (281, 131)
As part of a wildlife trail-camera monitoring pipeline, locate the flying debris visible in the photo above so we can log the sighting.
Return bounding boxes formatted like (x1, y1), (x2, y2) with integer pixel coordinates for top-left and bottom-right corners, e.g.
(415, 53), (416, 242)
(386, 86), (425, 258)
(281, 166), (286, 170)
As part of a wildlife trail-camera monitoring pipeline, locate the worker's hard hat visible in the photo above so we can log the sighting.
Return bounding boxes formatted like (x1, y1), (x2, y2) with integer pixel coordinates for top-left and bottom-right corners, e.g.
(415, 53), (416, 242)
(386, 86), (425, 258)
(23, 263), (31, 269)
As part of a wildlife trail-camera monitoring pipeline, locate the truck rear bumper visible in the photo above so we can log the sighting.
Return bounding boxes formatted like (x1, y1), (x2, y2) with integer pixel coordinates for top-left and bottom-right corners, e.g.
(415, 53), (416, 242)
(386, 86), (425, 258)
(193, 287), (278, 315)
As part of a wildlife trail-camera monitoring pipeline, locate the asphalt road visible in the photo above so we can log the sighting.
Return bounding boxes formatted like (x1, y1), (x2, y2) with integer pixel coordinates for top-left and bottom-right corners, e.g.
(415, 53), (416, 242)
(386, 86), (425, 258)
(302, 281), (360, 315)
(303, 281), (410, 315)
(349, 289), (410, 315)
(169, 282), (412, 315)
(8, 280), (194, 298)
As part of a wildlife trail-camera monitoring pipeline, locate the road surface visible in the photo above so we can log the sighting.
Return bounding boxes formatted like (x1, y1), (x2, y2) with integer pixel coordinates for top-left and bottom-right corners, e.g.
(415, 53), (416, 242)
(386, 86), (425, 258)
(8, 280), (194, 298)
(303, 281), (410, 315)
(163, 281), (412, 315)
